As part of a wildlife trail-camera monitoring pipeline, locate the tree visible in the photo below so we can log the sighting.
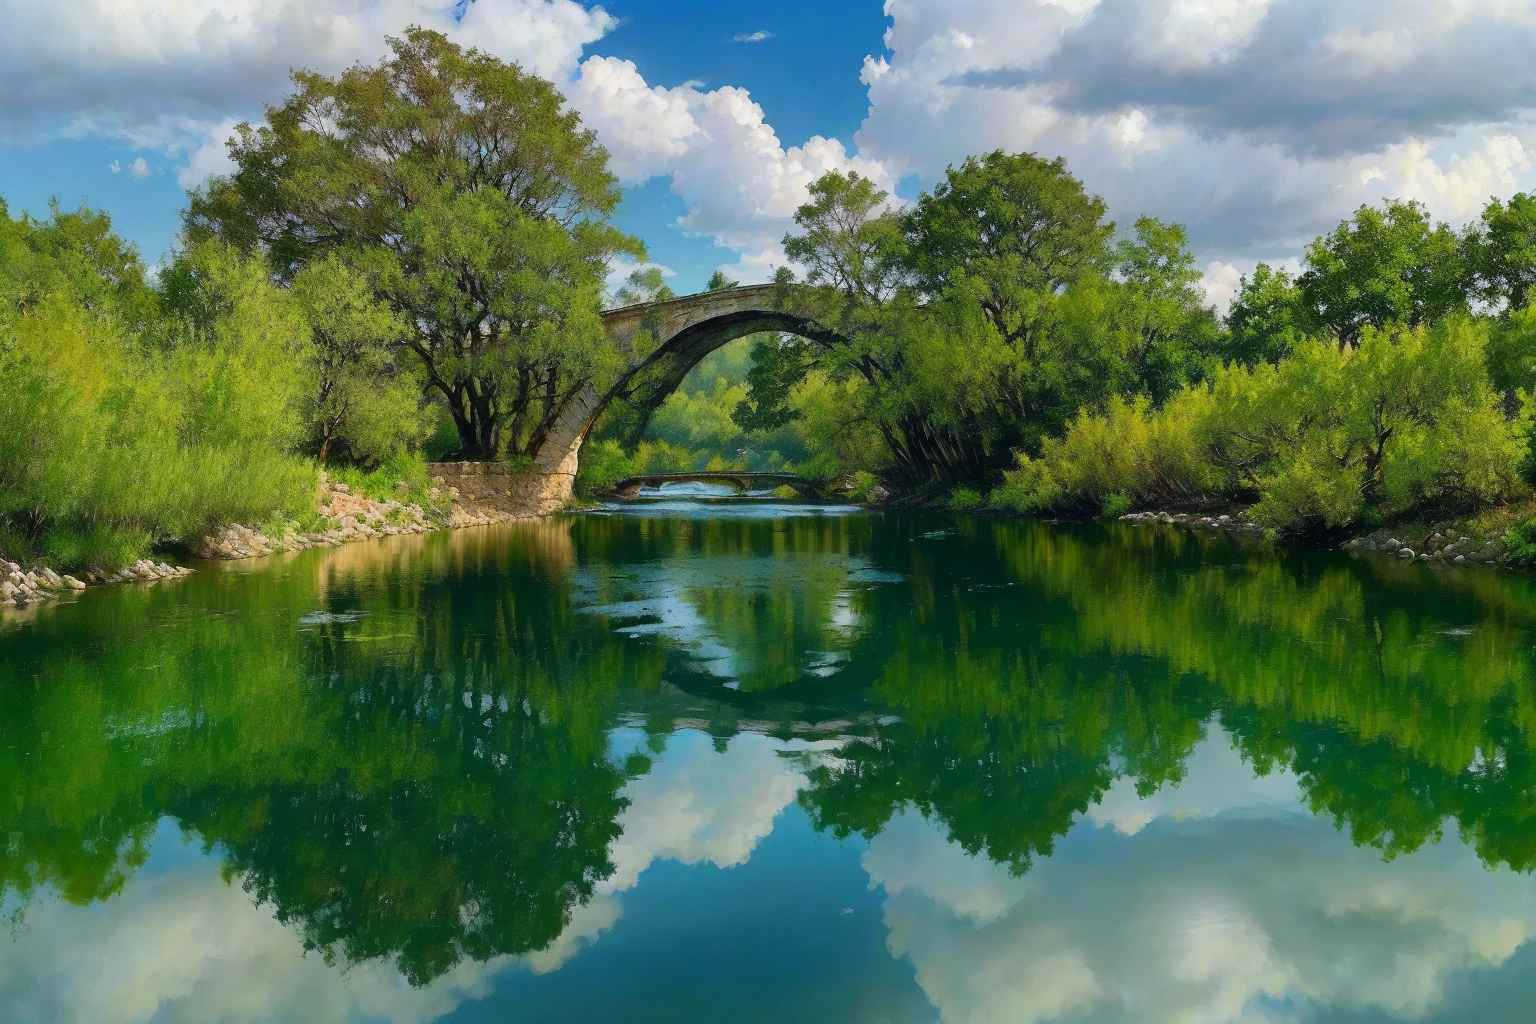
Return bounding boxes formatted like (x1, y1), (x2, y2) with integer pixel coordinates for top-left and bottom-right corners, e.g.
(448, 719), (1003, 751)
(902, 150), (1113, 350)
(1298, 199), (1466, 347)
(1213, 319), (1519, 529)
(612, 265), (674, 306)
(1223, 262), (1312, 365)
(186, 28), (641, 460)
(0, 199), (155, 329)
(705, 269), (739, 291)
(1466, 192), (1536, 312)
(1106, 217), (1220, 401)
(3, 226), (312, 570)
(782, 170), (906, 302)
(289, 256), (426, 464)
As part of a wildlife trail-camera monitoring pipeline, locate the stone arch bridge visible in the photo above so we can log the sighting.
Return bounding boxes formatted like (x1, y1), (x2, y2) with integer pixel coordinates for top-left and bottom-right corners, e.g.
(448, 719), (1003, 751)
(531, 283), (841, 500)
(607, 471), (827, 500)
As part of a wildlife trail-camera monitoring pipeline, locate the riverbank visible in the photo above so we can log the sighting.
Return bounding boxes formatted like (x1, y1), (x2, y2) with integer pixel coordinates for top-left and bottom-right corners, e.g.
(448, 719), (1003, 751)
(0, 462), (561, 611)
(1114, 495), (1536, 569)
(12, 467), (1536, 614)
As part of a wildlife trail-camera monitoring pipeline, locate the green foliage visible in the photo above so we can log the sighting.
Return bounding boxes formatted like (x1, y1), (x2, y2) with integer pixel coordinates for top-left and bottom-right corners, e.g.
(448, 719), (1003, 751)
(1486, 306), (1536, 408)
(759, 157), (1217, 491)
(1216, 321), (1519, 529)
(328, 450), (439, 507)
(994, 392), (1225, 514)
(998, 320), (1522, 532)
(903, 151), (1113, 345)
(1503, 518), (1536, 561)
(947, 486), (985, 512)
(1223, 262), (1312, 365)
(289, 255), (427, 464)
(0, 198), (156, 328)
(574, 438), (694, 495)
(1100, 492), (1133, 519)
(187, 28), (640, 460)
(0, 214), (314, 570)
(705, 270), (739, 291)
(1466, 192), (1536, 312)
(732, 335), (817, 434)
(613, 265), (675, 306)
(1298, 199), (1466, 346)
(783, 170), (907, 301)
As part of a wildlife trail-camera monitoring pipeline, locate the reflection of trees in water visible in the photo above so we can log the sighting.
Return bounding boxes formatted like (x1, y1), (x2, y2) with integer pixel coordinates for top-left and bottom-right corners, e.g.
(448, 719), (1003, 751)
(10, 513), (1536, 987)
(569, 514), (881, 693)
(0, 523), (653, 984)
(803, 517), (1536, 875)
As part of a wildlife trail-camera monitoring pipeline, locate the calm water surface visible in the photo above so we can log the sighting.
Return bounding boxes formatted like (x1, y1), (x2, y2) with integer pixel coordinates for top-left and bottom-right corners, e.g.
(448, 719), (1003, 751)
(6, 500), (1536, 1022)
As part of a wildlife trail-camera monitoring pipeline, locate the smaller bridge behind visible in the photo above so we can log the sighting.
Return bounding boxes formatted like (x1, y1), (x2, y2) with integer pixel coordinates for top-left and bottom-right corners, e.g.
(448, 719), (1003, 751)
(607, 472), (826, 500)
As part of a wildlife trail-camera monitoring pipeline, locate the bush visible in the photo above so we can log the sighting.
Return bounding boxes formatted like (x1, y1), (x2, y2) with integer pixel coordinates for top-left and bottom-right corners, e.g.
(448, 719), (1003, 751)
(1220, 321), (1521, 530)
(1503, 518), (1536, 561)
(1101, 492), (1133, 518)
(0, 216), (315, 570)
(948, 487), (986, 512)
(992, 392), (1227, 514)
(329, 450), (438, 505)
(992, 320), (1523, 533)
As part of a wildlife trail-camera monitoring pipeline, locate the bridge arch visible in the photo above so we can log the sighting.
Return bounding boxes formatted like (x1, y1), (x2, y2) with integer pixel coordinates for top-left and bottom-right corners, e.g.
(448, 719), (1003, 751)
(533, 283), (843, 486)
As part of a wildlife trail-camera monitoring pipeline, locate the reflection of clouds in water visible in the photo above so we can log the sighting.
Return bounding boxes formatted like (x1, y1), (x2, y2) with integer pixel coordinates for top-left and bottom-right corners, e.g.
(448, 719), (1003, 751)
(591, 591), (739, 677)
(1088, 730), (1304, 835)
(863, 732), (1536, 1024)
(576, 553), (900, 680)
(0, 731), (837, 1023)
(0, 824), (511, 1024)
(603, 729), (839, 893)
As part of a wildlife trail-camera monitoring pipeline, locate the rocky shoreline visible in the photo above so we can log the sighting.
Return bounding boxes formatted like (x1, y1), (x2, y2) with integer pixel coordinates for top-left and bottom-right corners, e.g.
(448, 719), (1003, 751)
(2, 472), (542, 611)
(1118, 506), (1516, 568)
(1342, 526), (1508, 565)
(1117, 509), (1267, 535)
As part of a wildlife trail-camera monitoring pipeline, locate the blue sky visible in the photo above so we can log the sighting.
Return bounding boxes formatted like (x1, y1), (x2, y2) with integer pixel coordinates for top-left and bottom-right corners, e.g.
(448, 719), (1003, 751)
(0, 0), (893, 292)
(591, 0), (893, 290)
(2, 1), (1534, 304)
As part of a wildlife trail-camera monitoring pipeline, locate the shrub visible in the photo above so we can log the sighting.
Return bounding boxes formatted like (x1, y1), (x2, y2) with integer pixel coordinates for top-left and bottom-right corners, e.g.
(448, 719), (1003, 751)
(1218, 321), (1522, 530)
(1101, 492), (1133, 519)
(1505, 519), (1536, 561)
(992, 392), (1228, 514)
(992, 319), (1523, 533)
(948, 487), (986, 512)
(0, 219), (315, 570)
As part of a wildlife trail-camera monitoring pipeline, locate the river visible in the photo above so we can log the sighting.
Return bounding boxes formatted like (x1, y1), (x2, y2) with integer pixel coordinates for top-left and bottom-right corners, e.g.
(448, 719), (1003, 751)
(4, 496), (1536, 1023)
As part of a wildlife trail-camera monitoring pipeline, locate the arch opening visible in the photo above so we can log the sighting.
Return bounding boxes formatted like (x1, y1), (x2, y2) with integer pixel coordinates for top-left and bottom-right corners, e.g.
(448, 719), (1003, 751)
(532, 286), (846, 486)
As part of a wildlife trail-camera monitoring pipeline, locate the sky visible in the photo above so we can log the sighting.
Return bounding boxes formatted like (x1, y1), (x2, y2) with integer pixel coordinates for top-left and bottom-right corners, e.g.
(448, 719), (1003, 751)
(2, 0), (1535, 307)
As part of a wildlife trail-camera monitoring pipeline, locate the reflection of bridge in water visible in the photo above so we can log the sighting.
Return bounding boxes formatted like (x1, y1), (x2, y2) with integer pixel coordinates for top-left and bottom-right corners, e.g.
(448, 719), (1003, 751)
(607, 472), (826, 500)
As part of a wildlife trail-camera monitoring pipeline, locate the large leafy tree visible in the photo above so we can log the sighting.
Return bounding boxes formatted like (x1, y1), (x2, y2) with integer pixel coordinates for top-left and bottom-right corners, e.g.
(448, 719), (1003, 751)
(902, 150), (1113, 349)
(1223, 262), (1314, 366)
(187, 28), (641, 460)
(1466, 192), (1536, 313)
(747, 159), (1214, 488)
(1298, 199), (1466, 347)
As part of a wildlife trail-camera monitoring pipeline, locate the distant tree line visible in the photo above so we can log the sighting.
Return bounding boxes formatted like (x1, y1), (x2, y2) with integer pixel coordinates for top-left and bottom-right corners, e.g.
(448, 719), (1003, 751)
(753, 160), (1536, 531)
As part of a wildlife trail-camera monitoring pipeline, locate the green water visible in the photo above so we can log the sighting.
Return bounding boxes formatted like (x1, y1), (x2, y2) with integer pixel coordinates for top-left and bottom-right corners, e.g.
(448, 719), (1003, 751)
(6, 501), (1536, 1023)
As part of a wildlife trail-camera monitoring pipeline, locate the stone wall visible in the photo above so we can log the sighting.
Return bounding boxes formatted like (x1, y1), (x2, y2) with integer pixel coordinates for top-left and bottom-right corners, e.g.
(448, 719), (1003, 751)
(427, 460), (575, 517)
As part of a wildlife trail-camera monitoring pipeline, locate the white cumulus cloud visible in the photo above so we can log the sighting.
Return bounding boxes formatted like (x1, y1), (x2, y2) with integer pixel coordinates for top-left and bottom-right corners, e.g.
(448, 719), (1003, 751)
(854, 0), (1536, 265)
(863, 729), (1536, 1024)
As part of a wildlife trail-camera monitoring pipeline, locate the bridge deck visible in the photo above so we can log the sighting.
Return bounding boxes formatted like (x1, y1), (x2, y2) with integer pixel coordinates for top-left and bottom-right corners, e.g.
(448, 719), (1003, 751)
(616, 472), (806, 484)
(607, 471), (823, 496)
